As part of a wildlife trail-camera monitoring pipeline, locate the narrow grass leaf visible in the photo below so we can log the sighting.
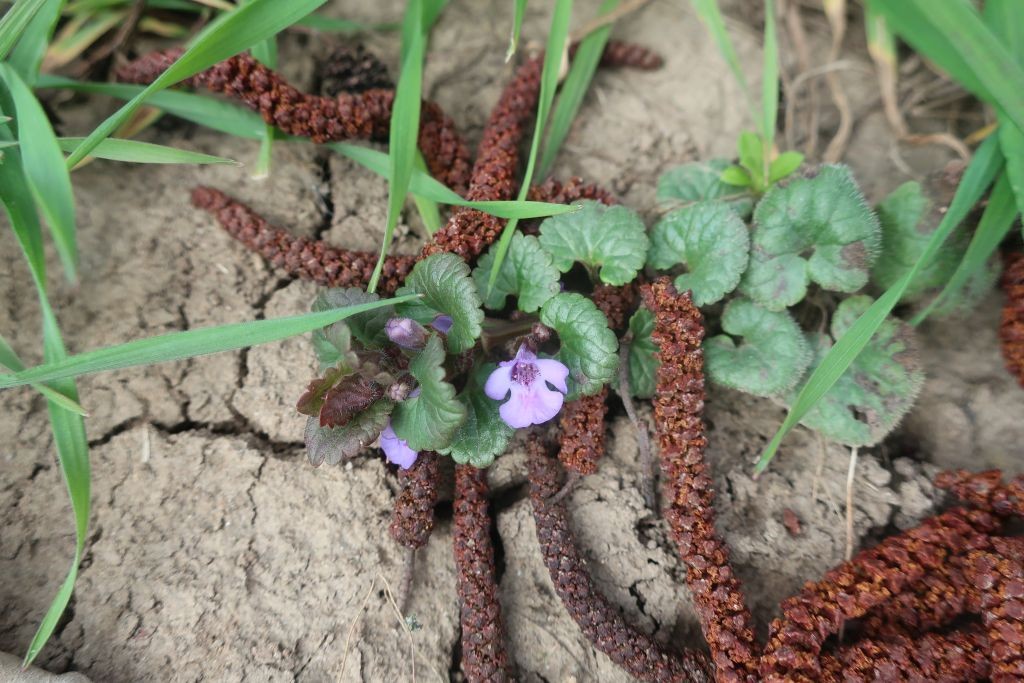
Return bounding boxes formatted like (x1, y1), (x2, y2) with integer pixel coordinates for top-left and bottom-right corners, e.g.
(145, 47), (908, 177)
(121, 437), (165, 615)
(508, 0), (528, 61)
(755, 134), (1004, 474)
(0, 128), (90, 669)
(243, 0), (277, 179)
(56, 136), (237, 165)
(983, 0), (1024, 220)
(488, 0), (573, 295)
(0, 63), (78, 280)
(538, 0), (618, 178)
(45, 10), (125, 71)
(871, 0), (1024, 135)
(8, 0), (63, 83)
(912, 171), (1018, 324)
(0, 295), (419, 389)
(0, 0), (48, 60)
(36, 79), (571, 218)
(412, 150), (442, 234)
(368, 0), (424, 293)
(689, 0), (755, 121)
(38, 76), (268, 138)
(0, 333), (87, 414)
(64, 0), (327, 167)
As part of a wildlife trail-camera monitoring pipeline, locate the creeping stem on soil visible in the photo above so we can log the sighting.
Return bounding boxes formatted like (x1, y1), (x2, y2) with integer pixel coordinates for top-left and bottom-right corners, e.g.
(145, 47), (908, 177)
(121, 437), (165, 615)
(453, 465), (512, 682)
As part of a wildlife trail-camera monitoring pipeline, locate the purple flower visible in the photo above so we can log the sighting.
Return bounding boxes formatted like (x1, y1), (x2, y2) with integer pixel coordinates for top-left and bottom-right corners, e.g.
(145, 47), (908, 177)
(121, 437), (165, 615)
(385, 317), (428, 349)
(380, 421), (418, 469)
(430, 314), (453, 334)
(485, 344), (569, 429)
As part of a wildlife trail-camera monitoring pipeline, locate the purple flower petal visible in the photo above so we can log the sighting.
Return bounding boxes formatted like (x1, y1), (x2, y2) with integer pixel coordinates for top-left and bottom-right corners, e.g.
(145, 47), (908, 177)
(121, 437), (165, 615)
(536, 358), (570, 394)
(498, 381), (565, 428)
(380, 421), (418, 469)
(385, 317), (427, 349)
(430, 314), (454, 334)
(486, 344), (569, 429)
(484, 364), (513, 400)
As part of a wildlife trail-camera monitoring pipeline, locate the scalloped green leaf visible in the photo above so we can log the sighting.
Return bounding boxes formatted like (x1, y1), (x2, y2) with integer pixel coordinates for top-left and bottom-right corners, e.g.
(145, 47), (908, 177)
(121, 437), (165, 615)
(304, 399), (393, 466)
(656, 158), (754, 215)
(538, 200), (649, 286)
(871, 180), (965, 303)
(704, 299), (810, 397)
(396, 253), (484, 354)
(790, 295), (924, 447)
(391, 334), (466, 451)
(473, 232), (561, 313)
(648, 201), (750, 306)
(438, 365), (514, 468)
(540, 292), (618, 399)
(627, 307), (658, 399)
(312, 287), (393, 353)
(740, 164), (881, 311)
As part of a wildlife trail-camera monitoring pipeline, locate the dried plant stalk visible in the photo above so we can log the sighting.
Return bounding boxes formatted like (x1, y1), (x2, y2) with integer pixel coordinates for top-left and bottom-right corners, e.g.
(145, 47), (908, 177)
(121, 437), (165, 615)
(190, 186), (414, 294)
(527, 439), (713, 683)
(640, 277), (759, 682)
(453, 465), (512, 682)
(389, 451), (441, 550)
(117, 49), (471, 192)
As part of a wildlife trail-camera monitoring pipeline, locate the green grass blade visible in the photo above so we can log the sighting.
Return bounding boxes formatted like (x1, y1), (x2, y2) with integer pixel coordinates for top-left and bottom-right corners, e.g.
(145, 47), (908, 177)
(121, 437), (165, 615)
(0, 332), (87, 414)
(755, 134), (1004, 475)
(38, 76), (269, 138)
(0, 294), (419, 389)
(760, 0), (778, 172)
(689, 0), (755, 122)
(911, 170), (1018, 325)
(488, 0), (573, 295)
(64, 0), (327, 168)
(36, 78), (572, 218)
(983, 0), (1024, 221)
(507, 0), (528, 61)
(537, 0), (618, 178)
(0, 0), (48, 60)
(412, 149), (442, 234)
(0, 63), (78, 280)
(56, 136), (237, 164)
(0, 122), (90, 669)
(243, 0), (277, 179)
(7, 0), (63, 84)
(871, 0), (1024, 135)
(367, 0), (425, 293)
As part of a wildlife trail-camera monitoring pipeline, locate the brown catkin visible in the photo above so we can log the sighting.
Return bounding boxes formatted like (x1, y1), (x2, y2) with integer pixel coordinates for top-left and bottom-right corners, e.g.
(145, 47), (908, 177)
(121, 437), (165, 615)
(936, 469), (1024, 518)
(526, 439), (713, 683)
(388, 452), (441, 550)
(640, 277), (759, 683)
(190, 186), (414, 295)
(117, 49), (471, 193)
(453, 465), (512, 682)
(759, 507), (1000, 682)
(819, 628), (990, 682)
(1000, 252), (1024, 387)
(319, 43), (393, 96)
(528, 176), (617, 207)
(966, 537), (1024, 681)
(557, 389), (608, 476)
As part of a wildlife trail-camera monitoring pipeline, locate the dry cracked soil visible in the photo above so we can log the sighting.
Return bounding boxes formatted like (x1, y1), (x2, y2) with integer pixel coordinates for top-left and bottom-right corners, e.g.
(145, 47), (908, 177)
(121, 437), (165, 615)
(2, 0), (1023, 681)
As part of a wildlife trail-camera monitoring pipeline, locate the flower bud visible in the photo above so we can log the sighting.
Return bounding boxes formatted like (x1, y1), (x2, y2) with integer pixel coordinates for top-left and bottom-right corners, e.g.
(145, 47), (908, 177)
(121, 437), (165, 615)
(386, 317), (428, 350)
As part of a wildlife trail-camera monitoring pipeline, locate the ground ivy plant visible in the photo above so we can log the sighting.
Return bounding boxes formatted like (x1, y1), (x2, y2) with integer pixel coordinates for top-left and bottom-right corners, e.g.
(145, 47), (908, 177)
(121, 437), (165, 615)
(631, 156), (992, 449)
(300, 227), (624, 470)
